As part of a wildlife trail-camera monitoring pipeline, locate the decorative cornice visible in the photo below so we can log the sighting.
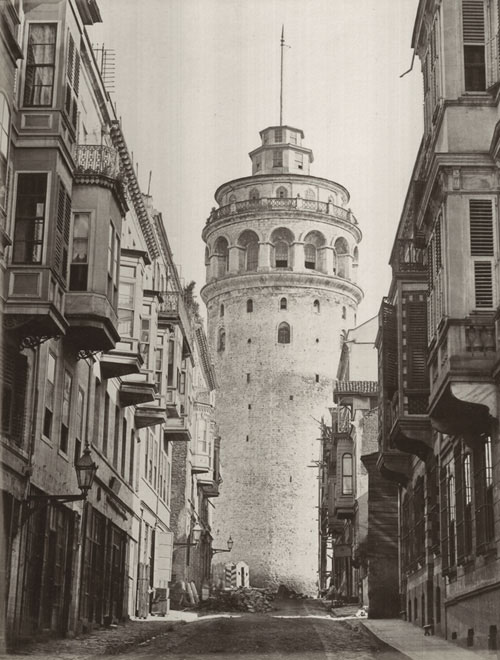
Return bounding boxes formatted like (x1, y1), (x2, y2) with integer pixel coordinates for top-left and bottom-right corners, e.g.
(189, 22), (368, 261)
(200, 270), (363, 305)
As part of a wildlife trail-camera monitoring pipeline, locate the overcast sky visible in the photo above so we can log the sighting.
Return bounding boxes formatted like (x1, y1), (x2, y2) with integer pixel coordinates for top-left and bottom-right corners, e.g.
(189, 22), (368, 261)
(90, 0), (423, 323)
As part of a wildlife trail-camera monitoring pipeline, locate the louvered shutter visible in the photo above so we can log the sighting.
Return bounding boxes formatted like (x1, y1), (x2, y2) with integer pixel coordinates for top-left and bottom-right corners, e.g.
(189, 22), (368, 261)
(463, 0), (487, 91)
(474, 262), (493, 307)
(470, 199), (494, 255)
(407, 301), (428, 390)
(470, 199), (494, 308)
(463, 0), (485, 43)
(440, 466), (449, 572)
(65, 33), (79, 130)
(55, 179), (71, 283)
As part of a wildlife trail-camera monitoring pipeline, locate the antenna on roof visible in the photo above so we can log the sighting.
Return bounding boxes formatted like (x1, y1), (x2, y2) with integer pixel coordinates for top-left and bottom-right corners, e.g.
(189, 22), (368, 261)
(280, 25), (291, 127)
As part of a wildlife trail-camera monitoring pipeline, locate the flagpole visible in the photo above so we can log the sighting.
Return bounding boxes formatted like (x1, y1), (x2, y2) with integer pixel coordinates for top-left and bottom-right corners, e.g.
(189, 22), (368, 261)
(280, 25), (284, 127)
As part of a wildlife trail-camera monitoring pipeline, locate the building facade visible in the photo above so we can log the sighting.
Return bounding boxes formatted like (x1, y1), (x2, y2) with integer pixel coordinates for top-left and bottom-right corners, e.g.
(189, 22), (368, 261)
(321, 318), (399, 617)
(0, 0), (218, 646)
(377, 0), (500, 650)
(201, 125), (363, 594)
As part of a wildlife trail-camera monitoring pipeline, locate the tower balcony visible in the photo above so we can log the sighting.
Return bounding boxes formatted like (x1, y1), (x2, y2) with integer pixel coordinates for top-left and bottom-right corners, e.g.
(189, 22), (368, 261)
(428, 316), (497, 441)
(206, 197), (358, 228)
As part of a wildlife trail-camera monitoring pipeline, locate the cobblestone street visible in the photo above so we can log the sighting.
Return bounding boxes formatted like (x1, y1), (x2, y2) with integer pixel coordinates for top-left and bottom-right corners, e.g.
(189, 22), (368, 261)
(2, 600), (406, 660)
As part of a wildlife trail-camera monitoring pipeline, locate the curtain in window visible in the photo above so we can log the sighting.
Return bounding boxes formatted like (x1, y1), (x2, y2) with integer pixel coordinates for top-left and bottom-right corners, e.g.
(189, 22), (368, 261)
(24, 24), (57, 106)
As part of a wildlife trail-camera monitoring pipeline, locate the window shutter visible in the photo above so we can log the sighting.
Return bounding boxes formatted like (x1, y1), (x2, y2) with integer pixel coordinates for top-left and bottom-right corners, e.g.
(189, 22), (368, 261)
(454, 447), (465, 564)
(65, 33), (79, 129)
(406, 301), (428, 389)
(440, 466), (449, 572)
(463, 0), (485, 43)
(55, 179), (71, 282)
(470, 199), (493, 255)
(473, 445), (486, 551)
(474, 261), (493, 307)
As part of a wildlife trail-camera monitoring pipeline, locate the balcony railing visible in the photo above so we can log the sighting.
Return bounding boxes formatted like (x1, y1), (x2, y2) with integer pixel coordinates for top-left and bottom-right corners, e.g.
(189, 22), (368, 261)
(75, 144), (121, 179)
(207, 197), (357, 225)
(159, 292), (179, 315)
(393, 238), (427, 274)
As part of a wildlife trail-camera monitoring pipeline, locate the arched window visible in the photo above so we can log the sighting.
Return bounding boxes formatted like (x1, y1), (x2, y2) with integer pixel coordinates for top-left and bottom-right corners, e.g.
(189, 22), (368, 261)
(247, 299), (253, 313)
(0, 93), (11, 211)
(271, 227), (294, 269)
(304, 231), (325, 272)
(280, 297), (287, 310)
(218, 329), (226, 351)
(335, 237), (349, 278)
(278, 322), (290, 344)
(249, 188), (260, 201)
(246, 242), (258, 271)
(342, 306), (346, 319)
(342, 453), (353, 495)
(238, 229), (259, 272)
(304, 243), (316, 269)
(305, 188), (315, 200)
(275, 241), (288, 268)
(276, 186), (288, 199)
(214, 237), (229, 278)
(204, 246), (210, 267)
(313, 299), (320, 313)
(220, 304), (224, 317)
(228, 194), (236, 204)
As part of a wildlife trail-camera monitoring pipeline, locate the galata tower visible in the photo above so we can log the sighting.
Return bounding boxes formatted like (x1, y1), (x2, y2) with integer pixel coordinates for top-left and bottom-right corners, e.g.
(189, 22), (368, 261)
(201, 125), (363, 594)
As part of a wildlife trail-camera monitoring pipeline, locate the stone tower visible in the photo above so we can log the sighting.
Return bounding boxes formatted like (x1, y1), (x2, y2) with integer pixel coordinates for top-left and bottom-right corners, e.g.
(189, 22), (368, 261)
(201, 125), (363, 594)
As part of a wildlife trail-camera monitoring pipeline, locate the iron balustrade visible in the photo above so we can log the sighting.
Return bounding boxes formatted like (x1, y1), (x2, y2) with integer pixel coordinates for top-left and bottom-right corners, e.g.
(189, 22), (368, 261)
(207, 197), (357, 225)
(75, 144), (121, 179)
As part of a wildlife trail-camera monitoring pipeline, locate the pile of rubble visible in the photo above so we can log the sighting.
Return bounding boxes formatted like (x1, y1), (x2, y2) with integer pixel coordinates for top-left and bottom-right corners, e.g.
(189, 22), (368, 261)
(201, 587), (276, 613)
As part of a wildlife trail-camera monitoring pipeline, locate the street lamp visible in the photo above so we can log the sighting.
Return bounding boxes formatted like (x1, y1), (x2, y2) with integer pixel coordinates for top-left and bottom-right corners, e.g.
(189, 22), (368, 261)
(28, 445), (98, 504)
(211, 535), (234, 556)
(174, 521), (203, 548)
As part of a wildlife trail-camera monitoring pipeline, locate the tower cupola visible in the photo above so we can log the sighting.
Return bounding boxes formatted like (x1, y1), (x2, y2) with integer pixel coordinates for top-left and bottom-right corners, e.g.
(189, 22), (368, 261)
(249, 125), (314, 175)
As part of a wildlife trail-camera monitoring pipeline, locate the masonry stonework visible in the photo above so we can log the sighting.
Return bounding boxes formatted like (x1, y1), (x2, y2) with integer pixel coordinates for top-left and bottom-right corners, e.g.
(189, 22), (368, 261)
(201, 125), (363, 594)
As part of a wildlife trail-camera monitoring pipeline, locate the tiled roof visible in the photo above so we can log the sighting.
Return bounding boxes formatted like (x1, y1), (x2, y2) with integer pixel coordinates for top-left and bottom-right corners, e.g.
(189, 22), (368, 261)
(334, 380), (378, 396)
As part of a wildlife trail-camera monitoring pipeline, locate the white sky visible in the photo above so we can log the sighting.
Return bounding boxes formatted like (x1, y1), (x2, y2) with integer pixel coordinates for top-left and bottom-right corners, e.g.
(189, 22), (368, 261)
(90, 0), (423, 323)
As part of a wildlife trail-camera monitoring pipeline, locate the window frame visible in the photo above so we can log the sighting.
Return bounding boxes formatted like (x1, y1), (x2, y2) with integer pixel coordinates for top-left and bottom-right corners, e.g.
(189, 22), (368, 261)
(12, 171), (49, 265)
(341, 452), (353, 496)
(23, 22), (58, 108)
(277, 321), (290, 344)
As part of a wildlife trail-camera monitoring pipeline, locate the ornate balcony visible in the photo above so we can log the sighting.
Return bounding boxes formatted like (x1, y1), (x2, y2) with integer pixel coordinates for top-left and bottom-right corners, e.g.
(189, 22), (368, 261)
(74, 144), (127, 214)
(392, 238), (427, 276)
(428, 316), (497, 440)
(206, 197), (358, 227)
